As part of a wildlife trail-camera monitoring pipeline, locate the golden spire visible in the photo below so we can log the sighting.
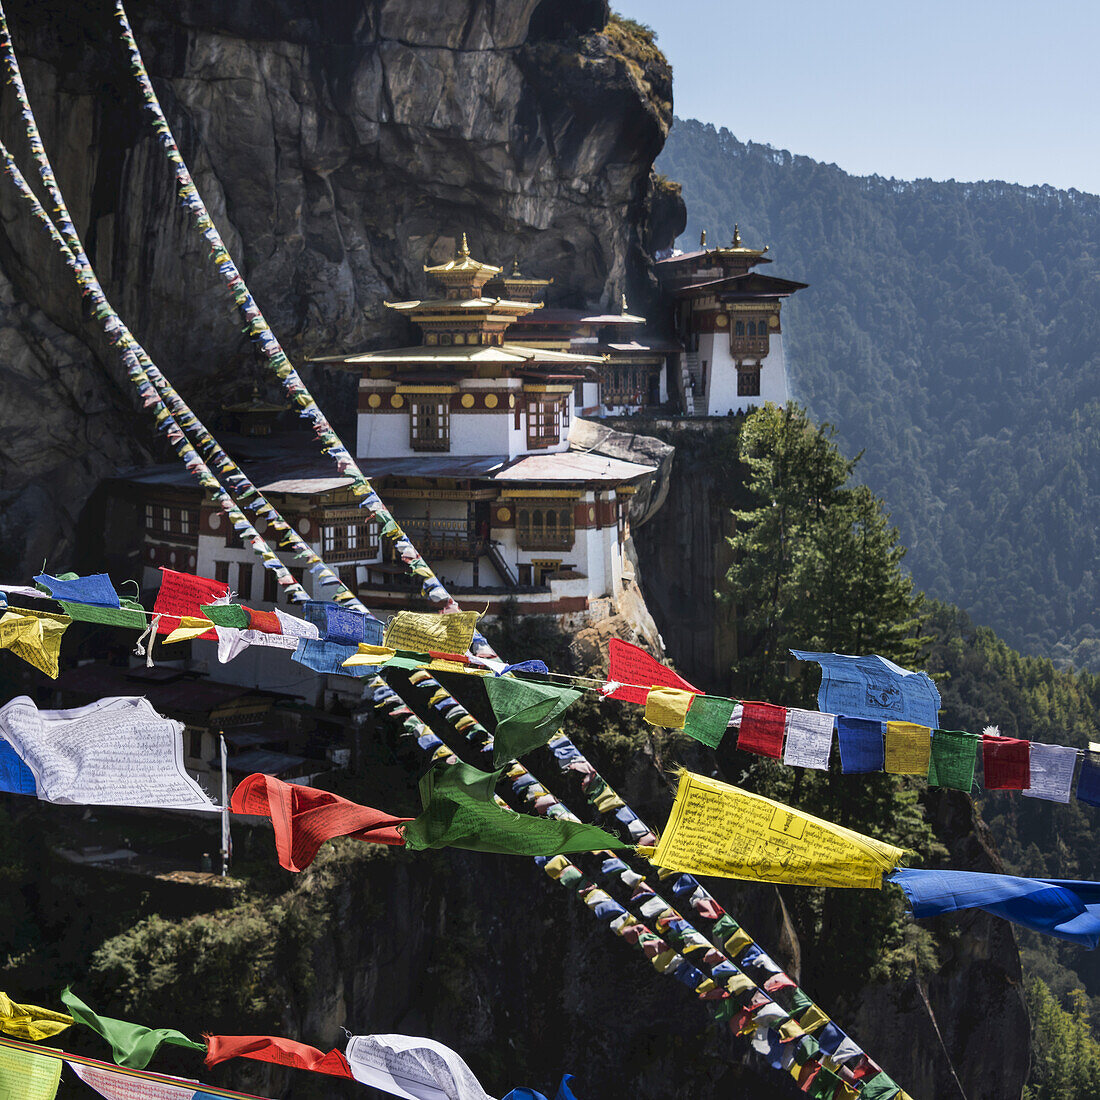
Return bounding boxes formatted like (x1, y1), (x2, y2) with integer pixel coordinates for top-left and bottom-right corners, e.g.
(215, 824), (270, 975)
(733, 224), (742, 247)
(512, 255), (522, 275)
(458, 232), (470, 258)
(621, 292), (629, 314)
(700, 229), (707, 248)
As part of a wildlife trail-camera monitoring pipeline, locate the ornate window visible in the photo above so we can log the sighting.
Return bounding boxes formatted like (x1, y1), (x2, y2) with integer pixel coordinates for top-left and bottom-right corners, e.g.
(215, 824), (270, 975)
(145, 504), (199, 539)
(320, 510), (381, 562)
(410, 398), (450, 451)
(731, 314), (771, 358)
(738, 369), (761, 397)
(516, 503), (574, 549)
(526, 400), (560, 448)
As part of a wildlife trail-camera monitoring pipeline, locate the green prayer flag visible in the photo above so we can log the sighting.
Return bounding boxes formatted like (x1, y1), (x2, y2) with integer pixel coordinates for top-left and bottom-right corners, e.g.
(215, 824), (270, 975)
(682, 695), (736, 749)
(712, 914), (739, 941)
(808, 1065), (842, 1099)
(199, 602), (249, 629)
(484, 677), (581, 767)
(403, 761), (629, 856)
(927, 729), (978, 791)
(0, 1041), (60, 1099)
(385, 654), (431, 670)
(794, 1035), (820, 1065)
(859, 1071), (901, 1099)
(788, 987), (814, 1015)
(60, 988), (206, 1070)
(58, 599), (146, 630)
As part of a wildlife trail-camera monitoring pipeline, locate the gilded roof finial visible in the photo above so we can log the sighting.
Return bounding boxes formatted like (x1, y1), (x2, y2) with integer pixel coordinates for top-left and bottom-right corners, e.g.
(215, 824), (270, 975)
(512, 255), (521, 275)
(733, 223), (742, 247)
(700, 228), (707, 249)
(621, 292), (629, 314)
(458, 232), (470, 258)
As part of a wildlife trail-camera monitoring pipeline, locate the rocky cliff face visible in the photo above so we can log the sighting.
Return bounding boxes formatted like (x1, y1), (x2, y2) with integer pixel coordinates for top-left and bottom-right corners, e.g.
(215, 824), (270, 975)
(0, 0), (681, 577)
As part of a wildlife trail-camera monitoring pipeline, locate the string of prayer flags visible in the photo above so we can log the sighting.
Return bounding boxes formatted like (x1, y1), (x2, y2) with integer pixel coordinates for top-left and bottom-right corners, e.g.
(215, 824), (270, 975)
(485, 677), (582, 766)
(60, 989), (205, 1070)
(345, 1033), (494, 1100)
(0, 695), (216, 812)
(0, 1038), (61, 1098)
(643, 686), (694, 729)
(981, 733), (1031, 790)
(403, 761), (629, 856)
(383, 610), (480, 656)
(737, 702), (786, 758)
(0, 994), (71, 1041)
(927, 729), (978, 791)
(606, 638), (700, 705)
(836, 717), (885, 773)
(790, 650), (941, 728)
(889, 869), (1100, 947)
(205, 1034), (352, 1078)
(782, 710), (835, 770)
(681, 695), (736, 748)
(152, 568), (227, 636)
(33, 572), (120, 608)
(230, 773), (410, 872)
(0, 608), (70, 678)
(883, 722), (931, 775)
(650, 770), (905, 888)
(1023, 742), (1078, 803)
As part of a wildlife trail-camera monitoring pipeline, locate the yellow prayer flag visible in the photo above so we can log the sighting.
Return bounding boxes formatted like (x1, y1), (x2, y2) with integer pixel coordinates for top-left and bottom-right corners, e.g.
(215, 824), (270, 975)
(163, 616), (213, 644)
(724, 928), (755, 956)
(0, 610), (70, 679)
(543, 855), (571, 879)
(593, 789), (626, 813)
(0, 992), (73, 1041)
(382, 610), (480, 655)
(779, 1019), (806, 1041)
(726, 972), (756, 995)
(884, 721), (932, 775)
(695, 978), (717, 993)
(651, 770), (905, 888)
(0, 1040), (61, 1098)
(643, 686), (694, 729)
(651, 949), (679, 972)
(342, 644), (397, 668)
(797, 1004), (830, 1033)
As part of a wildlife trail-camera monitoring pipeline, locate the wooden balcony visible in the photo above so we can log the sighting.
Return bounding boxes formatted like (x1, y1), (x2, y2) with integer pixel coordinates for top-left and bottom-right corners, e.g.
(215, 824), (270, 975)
(730, 334), (769, 358)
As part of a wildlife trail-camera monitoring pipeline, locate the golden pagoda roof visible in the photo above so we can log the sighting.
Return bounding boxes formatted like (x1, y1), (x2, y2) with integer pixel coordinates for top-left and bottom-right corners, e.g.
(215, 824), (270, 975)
(222, 384), (285, 413)
(311, 343), (604, 368)
(709, 223), (769, 260)
(385, 296), (539, 316)
(423, 233), (502, 278)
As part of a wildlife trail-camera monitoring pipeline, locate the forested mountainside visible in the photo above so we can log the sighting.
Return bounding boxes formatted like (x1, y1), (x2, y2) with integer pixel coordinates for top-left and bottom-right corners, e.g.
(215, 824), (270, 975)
(656, 119), (1100, 671)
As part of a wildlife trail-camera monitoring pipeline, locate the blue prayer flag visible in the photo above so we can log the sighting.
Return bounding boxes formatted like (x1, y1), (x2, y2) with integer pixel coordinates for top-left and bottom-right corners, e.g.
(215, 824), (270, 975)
(325, 604), (385, 645)
(890, 868), (1100, 947)
(791, 650), (940, 728)
(1077, 755), (1100, 807)
(291, 638), (374, 677)
(34, 572), (120, 608)
(0, 739), (35, 795)
(836, 716), (886, 773)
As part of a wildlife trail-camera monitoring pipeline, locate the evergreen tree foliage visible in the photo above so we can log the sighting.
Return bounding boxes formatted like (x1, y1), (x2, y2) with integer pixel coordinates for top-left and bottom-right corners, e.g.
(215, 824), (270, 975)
(658, 120), (1100, 669)
(1024, 979), (1100, 1100)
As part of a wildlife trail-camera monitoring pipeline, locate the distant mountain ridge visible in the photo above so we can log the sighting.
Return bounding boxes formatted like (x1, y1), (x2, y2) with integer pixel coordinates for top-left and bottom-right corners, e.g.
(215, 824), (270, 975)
(658, 118), (1100, 669)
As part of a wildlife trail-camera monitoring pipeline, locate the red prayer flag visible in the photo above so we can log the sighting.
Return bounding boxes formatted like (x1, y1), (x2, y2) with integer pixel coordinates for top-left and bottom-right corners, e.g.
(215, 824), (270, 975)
(738, 701), (787, 758)
(763, 973), (797, 994)
(798, 1062), (822, 1091)
(231, 773), (411, 872)
(205, 1034), (353, 1078)
(607, 638), (701, 705)
(153, 567), (229, 636)
(982, 733), (1031, 789)
(246, 607), (282, 634)
(693, 897), (725, 921)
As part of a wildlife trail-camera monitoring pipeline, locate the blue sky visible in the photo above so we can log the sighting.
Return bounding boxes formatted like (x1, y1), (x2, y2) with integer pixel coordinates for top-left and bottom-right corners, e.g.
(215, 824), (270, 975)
(615, 0), (1100, 195)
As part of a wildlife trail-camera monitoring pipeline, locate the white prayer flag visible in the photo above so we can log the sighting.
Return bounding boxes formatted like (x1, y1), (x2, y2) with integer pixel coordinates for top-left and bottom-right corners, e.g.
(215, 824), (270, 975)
(1022, 742), (1078, 803)
(69, 1061), (204, 1099)
(0, 696), (216, 812)
(273, 609), (320, 639)
(346, 1034), (495, 1100)
(782, 709), (835, 770)
(215, 626), (300, 663)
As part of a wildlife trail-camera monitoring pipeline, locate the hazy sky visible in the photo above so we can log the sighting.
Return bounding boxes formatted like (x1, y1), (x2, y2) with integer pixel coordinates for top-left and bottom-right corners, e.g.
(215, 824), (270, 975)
(615, 0), (1100, 195)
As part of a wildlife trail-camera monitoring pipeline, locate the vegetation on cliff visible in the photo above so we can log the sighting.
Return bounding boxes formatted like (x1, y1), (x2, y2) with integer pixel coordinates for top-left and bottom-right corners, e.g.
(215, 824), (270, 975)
(657, 118), (1100, 671)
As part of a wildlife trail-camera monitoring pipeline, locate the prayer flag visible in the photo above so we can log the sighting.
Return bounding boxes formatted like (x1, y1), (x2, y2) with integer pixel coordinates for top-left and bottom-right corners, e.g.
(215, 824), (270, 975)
(782, 710), (834, 770)
(342, 644), (398, 668)
(484, 678), (582, 766)
(790, 651), (940, 728)
(0, 1040), (61, 1098)
(0, 993), (72, 1041)
(324, 604), (384, 645)
(0, 740), (35, 795)
(199, 603), (249, 629)
(1022, 743), (1078, 803)
(403, 761), (628, 856)
(273, 608), (320, 639)
(0, 609), (70, 678)
(152, 568), (228, 636)
(836, 717), (884, 773)
(858, 1071), (902, 1099)
(0, 696), (215, 811)
(927, 730), (977, 791)
(34, 573), (120, 608)
(650, 770), (904, 888)
(890, 868), (1100, 946)
(60, 989), (205, 1069)
(346, 1033), (494, 1100)
(643, 686), (694, 729)
(606, 638), (700, 705)
(1076, 753), (1100, 807)
(66, 1058), (249, 1099)
(383, 611), (479, 656)
(738, 702), (786, 758)
(883, 722), (931, 775)
(58, 599), (146, 630)
(231, 773), (410, 872)
(205, 1034), (352, 1077)
(245, 607), (281, 634)
(164, 616), (215, 644)
(682, 695), (736, 749)
(214, 627), (299, 663)
(292, 637), (373, 676)
(982, 734), (1030, 790)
